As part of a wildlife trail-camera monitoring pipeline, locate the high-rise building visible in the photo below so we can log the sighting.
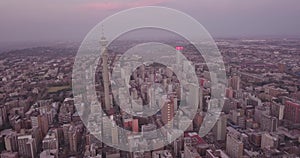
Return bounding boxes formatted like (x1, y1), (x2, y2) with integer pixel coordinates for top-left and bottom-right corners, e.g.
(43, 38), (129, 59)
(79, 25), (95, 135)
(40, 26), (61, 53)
(161, 97), (175, 128)
(101, 30), (111, 110)
(260, 113), (278, 132)
(230, 76), (240, 91)
(31, 127), (42, 152)
(261, 133), (278, 149)
(270, 102), (285, 120)
(230, 109), (245, 128)
(31, 114), (49, 137)
(30, 115), (40, 129)
(102, 115), (115, 142)
(284, 100), (300, 124)
(4, 132), (18, 152)
(111, 121), (119, 145)
(68, 126), (78, 153)
(62, 124), (71, 147)
(18, 135), (37, 158)
(254, 106), (268, 123)
(226, 128), (243, 158)
(212, 113), (227, 141)
(42, 129), (59, 151)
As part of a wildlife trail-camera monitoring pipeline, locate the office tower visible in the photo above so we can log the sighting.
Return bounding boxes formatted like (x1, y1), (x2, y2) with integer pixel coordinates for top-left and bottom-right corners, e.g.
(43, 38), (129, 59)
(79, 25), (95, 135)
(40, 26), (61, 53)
(254, 106), (267, 123)
(161, 97), (175, 128)
(237, 116), (246, 129)
(31, 127), (42, 152)
(40, 115), (49, 136)
(4, 133), (18, 152)
(68, 125), (78, 153)
(226, 128), (243, 158)
(270, 102), (285, 120)
(261, 133), (278, 149)
(260, 113), (278, 132)
(18, 135), (37, 158)
(31, 114), (49, 136)
(101, 28), (111, 110)
(212, 113), (227, 141)
(230, 76), (240, 91)
(284, 100), (300, 123)
(102, 115), (116, 143)
(111, 121), (119, 145)
(61, 124), (71, 149)
(31, 115), (40, 129)
(230, 109), (245, 128)
(42, 129), (59, 151)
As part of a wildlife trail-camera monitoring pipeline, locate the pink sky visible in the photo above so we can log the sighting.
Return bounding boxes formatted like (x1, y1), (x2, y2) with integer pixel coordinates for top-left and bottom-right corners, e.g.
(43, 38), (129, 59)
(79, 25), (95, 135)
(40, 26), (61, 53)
(83, 0), (172, 10)
(0, 0), (300, 42)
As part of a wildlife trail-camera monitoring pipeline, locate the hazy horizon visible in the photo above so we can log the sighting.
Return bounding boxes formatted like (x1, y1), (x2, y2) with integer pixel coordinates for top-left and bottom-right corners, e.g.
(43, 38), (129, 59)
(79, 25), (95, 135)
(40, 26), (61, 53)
(1, 0), (300, 44)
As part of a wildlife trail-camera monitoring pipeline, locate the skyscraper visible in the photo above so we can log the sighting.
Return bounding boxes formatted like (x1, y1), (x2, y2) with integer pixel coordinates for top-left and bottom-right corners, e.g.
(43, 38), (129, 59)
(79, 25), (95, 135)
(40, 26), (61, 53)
(4, 132), (18, 152)
(18, 135), (37, 158)
(101, 27), (111, 110)
(111, 121), (119, 145)
(226, 128), (243, 158)
(284, 100), (300, 124)
(230, 76), (240, 91)
(212, 113), (227, 141)
(161, 96), (175, 128)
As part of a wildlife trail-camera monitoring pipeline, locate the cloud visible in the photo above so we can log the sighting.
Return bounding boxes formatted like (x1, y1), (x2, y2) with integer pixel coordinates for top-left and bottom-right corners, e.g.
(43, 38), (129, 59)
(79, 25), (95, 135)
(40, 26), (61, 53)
(82, 0), (172, 10)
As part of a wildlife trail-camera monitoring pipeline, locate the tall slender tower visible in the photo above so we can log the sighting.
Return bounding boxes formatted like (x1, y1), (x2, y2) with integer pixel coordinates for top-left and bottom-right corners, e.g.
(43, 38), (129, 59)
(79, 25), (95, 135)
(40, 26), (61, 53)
(101, 26), (111, 110)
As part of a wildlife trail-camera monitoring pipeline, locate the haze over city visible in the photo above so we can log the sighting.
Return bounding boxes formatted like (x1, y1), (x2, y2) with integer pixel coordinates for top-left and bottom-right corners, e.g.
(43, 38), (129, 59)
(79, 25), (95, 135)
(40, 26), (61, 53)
(1, 0), (300, 44)
(0, 1), (300, 158)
